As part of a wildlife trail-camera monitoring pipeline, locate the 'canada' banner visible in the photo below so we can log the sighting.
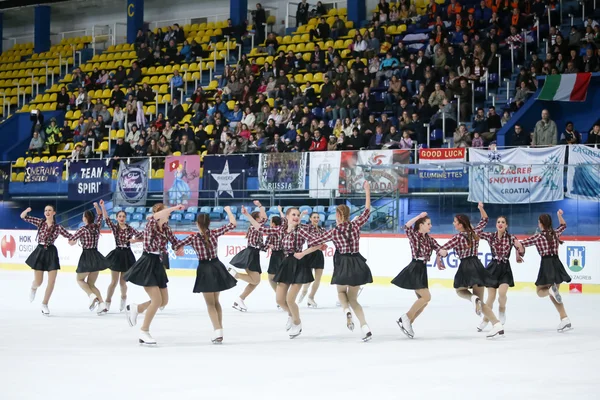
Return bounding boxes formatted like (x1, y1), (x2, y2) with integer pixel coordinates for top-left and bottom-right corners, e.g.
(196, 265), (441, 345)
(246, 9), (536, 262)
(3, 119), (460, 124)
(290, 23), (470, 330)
(113, 159), (149, 206)
(68, 159), (113, 201)
(468, 147), (565, 204)
(164, 155), (201, 207)
(258, 153), (307, 190)
(566, 145), (600, 201)
(25, 162), (63, 183)
(418, 148), (466, 179)
(339, 150), (410, 194)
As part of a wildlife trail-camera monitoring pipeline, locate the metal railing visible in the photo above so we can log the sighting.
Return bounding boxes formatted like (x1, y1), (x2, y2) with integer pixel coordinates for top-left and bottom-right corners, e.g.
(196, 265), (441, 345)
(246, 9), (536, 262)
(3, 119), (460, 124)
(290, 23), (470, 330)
(285, 1), (348, 30)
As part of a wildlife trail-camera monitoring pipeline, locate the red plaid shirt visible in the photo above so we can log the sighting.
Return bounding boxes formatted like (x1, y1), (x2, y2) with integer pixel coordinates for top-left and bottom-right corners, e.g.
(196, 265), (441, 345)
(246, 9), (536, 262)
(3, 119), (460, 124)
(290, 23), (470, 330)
(246, 222), (265, 249)
(22, 215), (73, 245)
(71, 215), (103, 249)
(105, 217), (143, 247)
(438, 218), (488, 259)
(520, 224), (566, 256)
(405, 225), (441, 262)
(261, 223), (321, 255)
(479, 231), (519, 262)
(308, 208), (370, 254)
(143, 218), (178, 254)
(172, 223), (235, 260)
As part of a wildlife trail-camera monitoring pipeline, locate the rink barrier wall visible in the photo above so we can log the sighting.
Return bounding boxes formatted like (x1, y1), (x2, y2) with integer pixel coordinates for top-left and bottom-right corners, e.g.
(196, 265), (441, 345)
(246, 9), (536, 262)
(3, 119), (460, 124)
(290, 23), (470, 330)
(1, 230), (598, 294)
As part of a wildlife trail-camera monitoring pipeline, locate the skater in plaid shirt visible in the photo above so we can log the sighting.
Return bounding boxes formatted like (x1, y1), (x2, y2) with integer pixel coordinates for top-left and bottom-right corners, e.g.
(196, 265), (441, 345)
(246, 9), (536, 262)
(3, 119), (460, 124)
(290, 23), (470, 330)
(297, 211), (326, 308)
(514, 210), (572, 333)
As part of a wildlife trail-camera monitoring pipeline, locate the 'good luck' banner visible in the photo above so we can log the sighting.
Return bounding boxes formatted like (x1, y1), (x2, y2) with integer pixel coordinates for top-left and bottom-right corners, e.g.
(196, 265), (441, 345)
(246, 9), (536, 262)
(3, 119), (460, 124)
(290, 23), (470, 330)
(468, 147), (565, 204)
(68, 159), (113, 201)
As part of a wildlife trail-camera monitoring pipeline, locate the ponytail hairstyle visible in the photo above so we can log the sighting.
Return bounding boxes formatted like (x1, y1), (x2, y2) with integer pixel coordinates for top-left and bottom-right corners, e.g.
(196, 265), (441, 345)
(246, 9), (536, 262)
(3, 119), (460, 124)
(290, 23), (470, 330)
(83, 210), (94, 224)
(246, 211), (262, 238)
(539, 213), (563, 246)
(271, 216), (282, 226)
(196, 213), (211, 248)
(336, 205), (350, 223)
(455, 214), (479, 248)
(413, 216), (430, 231)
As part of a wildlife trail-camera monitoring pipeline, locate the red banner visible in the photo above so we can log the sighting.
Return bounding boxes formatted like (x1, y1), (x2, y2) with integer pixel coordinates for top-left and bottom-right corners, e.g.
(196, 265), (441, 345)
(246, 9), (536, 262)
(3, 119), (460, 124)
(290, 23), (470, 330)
(419, 148), (466, 163)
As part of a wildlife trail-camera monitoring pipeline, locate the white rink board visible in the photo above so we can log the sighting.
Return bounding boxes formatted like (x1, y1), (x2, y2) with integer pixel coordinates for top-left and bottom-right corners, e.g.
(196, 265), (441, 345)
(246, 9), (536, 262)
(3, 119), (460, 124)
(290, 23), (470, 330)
(0, 229), (597, 285)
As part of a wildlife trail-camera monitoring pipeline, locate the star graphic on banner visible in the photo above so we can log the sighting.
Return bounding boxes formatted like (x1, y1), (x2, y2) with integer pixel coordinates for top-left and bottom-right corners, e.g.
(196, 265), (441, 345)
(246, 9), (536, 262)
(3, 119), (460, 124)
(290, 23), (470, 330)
(210, 161), (240, 197)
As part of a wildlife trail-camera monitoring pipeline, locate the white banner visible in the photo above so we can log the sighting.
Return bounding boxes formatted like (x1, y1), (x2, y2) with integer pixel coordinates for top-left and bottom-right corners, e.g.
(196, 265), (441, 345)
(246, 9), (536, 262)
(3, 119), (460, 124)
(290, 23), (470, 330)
(309, 151), (342, 198)
(566, 145), (600, 201)
(1, 229), (597, 286)
(468, 147), (566, 204)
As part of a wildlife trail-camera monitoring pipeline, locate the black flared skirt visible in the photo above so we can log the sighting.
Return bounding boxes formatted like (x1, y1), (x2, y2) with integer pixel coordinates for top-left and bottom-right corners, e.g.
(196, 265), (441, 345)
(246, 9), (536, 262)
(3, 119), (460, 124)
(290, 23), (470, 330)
(124, 252), (169, 289)
(535, 255), (572, 286)
(106, 247), (137, 272)
(486, 259), (515, 288)
(332, 251), (373, 286)
(193, 258), (237, 293)
(161, 251), (170, 270)
(304, 250), (325, 269)
(391, 260), (428, 290)
(26, 244), (60, 271)
(267, 250), (286, 275)
(230, 246), (262, 273)
(76, 248), (109, 273)
(273, 255), (314, 284)
(453, 256), (498, 289)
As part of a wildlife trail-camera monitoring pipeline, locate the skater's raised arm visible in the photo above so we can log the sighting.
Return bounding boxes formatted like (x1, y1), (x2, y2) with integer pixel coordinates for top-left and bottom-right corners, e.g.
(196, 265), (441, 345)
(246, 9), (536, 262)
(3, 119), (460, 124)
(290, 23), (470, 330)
(241, 205), (262, 230)
(20, 207), (42, 226)
(224, 206), (237, 227)
(253, 201), (268, 222)
(153, 204), (185, 222)
(477, 202), (488, 220)
(364, 181), (371, 210)
(556, 209), (566, 229)
(99, 199), (110, 220)
(404, 212), (428, 230)
(278, 205), (285, 219)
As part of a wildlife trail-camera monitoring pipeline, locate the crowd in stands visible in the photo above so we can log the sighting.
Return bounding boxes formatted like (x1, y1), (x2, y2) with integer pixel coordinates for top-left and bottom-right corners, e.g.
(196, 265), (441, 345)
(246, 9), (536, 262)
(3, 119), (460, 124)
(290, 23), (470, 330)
(22, 0), (600, 166)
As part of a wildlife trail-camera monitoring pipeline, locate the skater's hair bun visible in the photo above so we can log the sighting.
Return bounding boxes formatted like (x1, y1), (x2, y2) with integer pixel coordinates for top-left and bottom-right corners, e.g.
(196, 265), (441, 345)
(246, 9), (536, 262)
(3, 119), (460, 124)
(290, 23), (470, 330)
(152, 203), (165, 213)
(336, 205), (350, 222)
(83, 210), (94, 224)
(414, 216), (430, 231)
(539, 214), (564, 245)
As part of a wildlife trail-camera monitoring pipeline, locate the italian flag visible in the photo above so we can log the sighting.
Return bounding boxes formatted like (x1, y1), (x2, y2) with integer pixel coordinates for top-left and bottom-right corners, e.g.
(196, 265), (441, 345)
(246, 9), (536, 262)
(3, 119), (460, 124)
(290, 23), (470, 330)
(538, 73), (591, 102)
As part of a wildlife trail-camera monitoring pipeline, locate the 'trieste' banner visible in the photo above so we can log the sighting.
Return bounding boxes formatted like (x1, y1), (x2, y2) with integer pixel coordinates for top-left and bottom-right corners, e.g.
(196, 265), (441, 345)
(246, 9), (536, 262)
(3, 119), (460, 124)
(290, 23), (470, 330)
(468, 147), (565, 204)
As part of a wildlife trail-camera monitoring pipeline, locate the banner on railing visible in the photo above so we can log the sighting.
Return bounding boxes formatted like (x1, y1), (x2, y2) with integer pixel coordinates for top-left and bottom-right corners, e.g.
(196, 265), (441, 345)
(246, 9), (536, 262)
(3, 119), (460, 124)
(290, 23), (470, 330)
(309, 151), (342, 198)
(24, 162), (63, 184)
(566, 145), (600, 201)
(418, 148), (466, 179)
(164, 155), (200, 207)
(468, 147), (566, 204)
(68, 159), (113, 201)
(113, 159), (150, 206)
(339, 150), (410, 194)
(258, 153), (307, 190)
(202, 155), (254, 198)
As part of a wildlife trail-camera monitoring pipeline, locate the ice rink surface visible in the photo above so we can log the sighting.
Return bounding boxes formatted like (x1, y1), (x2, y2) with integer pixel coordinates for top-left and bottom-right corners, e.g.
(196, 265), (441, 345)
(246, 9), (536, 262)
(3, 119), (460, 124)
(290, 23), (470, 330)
(1, 269), (599, 400)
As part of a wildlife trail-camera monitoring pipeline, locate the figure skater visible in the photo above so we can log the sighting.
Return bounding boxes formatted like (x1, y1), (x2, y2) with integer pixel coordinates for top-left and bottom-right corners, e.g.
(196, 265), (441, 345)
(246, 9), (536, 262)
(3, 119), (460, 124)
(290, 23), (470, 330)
(229, 200), (266, 312)
(243, 206), (323, 338)
(514, 210), (572, 332)
(477, 215), (524, 332)
(172, 207), (237, 343)
(101, 200), (143, 312)
(68, 203), (110, 315)
(21, 205), (73, 316)
(123, 203), (184, 345)
(297, 212), (325, 308)
(392, 212), (443, 339)
(264, 206), (286, 295)
(436, 203), (504, 338)
(301, 181), (373, 341)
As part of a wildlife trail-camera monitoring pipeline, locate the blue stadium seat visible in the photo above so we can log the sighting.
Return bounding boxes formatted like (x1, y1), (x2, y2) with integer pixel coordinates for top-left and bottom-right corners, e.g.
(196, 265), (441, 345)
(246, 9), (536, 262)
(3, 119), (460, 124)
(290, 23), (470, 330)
(145, 212), (153, 220)
(187, 206), (199, 214)
(327, 205), (337, 213)
(135, 207), (146, 214)
(132, 213), (143, 221)
(299, 205), (312, 214)
(109, 213), (117, 221)
(211, 206), (224, 220)
(284, 206), (293, 213)
(170, 213), (183, 224)
(325, 213), (337, 227)
(112, 206), (122, 213)
(125, 207), (135, 214)
(184, 213), (196, 222)
(301, 214), (310, 223)
(200, 206), (211, 214)
(227, 206), (237, 216)
(318, 212), (326, 223)
(313, 205), (325, 213)
(267, 206), (280, 216)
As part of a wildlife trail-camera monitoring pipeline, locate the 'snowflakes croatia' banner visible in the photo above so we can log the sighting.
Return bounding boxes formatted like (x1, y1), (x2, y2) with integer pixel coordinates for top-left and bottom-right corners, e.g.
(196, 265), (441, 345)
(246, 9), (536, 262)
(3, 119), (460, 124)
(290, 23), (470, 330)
(468, 147), (565, 204)
(258, 152), (307, 190)
(339, 149), (410, 194)
(566, 145), (600, 201)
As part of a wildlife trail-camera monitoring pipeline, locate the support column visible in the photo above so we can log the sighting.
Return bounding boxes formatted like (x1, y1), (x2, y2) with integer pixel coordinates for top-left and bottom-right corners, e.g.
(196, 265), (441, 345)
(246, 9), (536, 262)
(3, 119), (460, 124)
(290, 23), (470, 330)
(347, 0), (366, 27)
(230, 0), (248, 26)
(34, 6), (51, 54)
(0, 13), (3, 54)
(127, 0), (145, 44)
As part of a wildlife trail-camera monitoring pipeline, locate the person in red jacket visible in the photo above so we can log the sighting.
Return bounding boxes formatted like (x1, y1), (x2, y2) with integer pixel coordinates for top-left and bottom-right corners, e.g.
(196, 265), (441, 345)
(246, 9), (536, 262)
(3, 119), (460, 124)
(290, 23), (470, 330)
(309, 130), (327, 151)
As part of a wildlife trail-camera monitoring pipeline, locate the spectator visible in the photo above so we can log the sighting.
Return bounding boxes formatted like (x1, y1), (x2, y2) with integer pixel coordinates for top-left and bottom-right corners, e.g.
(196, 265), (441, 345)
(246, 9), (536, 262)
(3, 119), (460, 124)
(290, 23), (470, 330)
(265, 33), (278, 56)
(134, 138), (148, 157)
(399, 131), (413, 150)
(158, 135), (171, 155)
(45, 119), (62, 156)
(310, 17), (330, 42)
(112, 137), (133, 160)
(76, 88), (88, 109)
(296, 0), (309, 27)
(57, 87), (69, 111)
(168, 98), (184, 122)
(532, 109), (558, 146)
(471, 132), (484, 148)
(453, 124), (471, 148)
(170, 69), (184, 90)
(70, 143), (84, 162)
(586, 123), (600, 146)
(27, 132), (45, 156)
(122, 62), (142, 87)
(331, 15), (348, 40)
(112, 105), (125, 130)
(179, 134), (197, 155)
(110, 85), (125, 108)
(126, 125), (140, 146)
(254, 3), (267, 44)
(511, 124), (530, 147)
(560, 121), (581, 145)
(309, 130), (327, 151)
(29, 108), (44, 136)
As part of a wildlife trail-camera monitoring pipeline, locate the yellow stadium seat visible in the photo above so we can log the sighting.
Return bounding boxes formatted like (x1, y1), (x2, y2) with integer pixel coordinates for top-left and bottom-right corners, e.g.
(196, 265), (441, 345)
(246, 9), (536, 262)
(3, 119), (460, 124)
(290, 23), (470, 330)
(98, 141), (109, 152)
(116, 129), (125, 139)
(155, 169), (164, 179)
(48, 156), (57, 163)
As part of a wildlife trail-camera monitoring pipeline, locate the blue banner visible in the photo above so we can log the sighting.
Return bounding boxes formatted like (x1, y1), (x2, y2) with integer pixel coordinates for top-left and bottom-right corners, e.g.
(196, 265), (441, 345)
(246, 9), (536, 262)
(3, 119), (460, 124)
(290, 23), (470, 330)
(114, 159), (149, 206)
(68, 159), (113, 201)
(24, 162), (63, 184)
(202, 155), (257, 198)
